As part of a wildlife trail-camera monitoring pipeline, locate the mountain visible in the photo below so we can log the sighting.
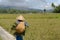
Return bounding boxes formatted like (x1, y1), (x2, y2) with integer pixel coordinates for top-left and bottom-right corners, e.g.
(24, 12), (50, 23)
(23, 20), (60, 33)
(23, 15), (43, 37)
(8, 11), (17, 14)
(0, 5), (53, 13)
(0, 5), (42, 12)
(46, 9), (54, 12)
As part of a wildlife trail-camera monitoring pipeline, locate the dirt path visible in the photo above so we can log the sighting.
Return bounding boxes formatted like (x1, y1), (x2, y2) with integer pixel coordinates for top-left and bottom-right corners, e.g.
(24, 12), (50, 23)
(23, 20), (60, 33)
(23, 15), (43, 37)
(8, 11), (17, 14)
(0, 26), (16, 40)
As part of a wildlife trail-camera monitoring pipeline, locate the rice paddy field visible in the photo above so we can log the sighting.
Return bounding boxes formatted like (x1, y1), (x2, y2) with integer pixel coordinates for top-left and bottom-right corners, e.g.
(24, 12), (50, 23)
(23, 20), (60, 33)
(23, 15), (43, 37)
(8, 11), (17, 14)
(0, 13), (60, 40)
(0, 36), (2, 40)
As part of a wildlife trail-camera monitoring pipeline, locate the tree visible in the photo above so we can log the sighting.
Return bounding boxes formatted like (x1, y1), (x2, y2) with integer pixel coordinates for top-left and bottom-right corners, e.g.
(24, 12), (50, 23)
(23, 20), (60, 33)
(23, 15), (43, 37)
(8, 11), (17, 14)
(51, 3), (55, 8)
(53, 5), (60, 13)
(51, 3), (60, 13)
(44, 9), (46, 13)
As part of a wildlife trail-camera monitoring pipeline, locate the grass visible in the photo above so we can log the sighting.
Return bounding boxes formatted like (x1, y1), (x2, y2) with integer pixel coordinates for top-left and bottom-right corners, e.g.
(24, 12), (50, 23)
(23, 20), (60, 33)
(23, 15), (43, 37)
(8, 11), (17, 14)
(0, 13), (60, 40)
(0, 36), (2, 40)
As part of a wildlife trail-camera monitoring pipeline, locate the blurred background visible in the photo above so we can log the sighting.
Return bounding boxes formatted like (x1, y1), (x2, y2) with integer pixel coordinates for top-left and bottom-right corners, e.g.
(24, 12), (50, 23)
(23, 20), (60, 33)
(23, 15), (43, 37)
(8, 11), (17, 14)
(0, 0), (60, 13)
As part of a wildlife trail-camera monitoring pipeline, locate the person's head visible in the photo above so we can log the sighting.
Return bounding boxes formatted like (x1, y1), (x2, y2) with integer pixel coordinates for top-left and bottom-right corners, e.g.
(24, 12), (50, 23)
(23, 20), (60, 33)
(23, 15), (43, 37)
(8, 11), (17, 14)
(16, 15), (25, 22)
(17, 20), (24, 22)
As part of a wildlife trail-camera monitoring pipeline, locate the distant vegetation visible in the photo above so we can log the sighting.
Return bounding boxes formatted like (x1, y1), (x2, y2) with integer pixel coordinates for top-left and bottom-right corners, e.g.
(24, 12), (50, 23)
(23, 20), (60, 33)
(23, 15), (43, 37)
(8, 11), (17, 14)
(0, 8), (42, 14)
(52, 3), (60, 13)
(0, 3), (60, 14)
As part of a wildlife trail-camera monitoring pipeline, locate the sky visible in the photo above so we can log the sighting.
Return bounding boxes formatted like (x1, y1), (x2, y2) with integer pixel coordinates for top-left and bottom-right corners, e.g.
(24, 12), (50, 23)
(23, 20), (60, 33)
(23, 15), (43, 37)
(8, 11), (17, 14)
(0, 0), (60, 9)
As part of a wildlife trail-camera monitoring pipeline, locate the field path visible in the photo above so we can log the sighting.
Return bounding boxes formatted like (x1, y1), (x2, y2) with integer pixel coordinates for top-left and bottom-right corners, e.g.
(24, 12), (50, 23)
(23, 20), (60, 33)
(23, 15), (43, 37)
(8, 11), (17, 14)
(0, 26), (16, 40)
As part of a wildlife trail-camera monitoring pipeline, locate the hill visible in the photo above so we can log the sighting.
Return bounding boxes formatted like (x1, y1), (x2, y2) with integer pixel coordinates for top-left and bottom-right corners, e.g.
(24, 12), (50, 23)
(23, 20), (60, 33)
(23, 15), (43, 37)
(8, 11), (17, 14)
(0, 5), (42, 13)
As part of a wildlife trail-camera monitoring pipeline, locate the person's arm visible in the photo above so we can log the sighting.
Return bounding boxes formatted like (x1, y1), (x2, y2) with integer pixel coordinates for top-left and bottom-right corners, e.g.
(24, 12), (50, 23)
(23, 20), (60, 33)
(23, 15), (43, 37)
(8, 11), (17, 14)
(25, 21), (29, 27)
(11, 20), (20, 30)
(11, 22), (17, 30)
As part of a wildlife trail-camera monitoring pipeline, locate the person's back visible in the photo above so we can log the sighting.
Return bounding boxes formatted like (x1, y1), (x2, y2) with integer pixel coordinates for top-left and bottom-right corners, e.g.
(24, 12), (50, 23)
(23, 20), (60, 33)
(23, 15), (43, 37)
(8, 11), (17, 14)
(11, 15), (29, 40)
(16, 21), (25, 33)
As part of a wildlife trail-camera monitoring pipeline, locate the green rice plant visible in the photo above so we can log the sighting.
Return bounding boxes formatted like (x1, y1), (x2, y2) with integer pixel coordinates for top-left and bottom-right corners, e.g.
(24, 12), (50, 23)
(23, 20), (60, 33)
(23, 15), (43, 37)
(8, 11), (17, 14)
(0, 36), (2, 40)
(0, 13), (60, 40)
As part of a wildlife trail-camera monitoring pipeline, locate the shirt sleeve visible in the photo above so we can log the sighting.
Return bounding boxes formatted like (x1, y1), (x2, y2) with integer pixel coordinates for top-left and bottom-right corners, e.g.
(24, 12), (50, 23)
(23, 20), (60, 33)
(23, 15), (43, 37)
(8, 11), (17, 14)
(11, 22), (18, 30)
(25, 22), (29, 27)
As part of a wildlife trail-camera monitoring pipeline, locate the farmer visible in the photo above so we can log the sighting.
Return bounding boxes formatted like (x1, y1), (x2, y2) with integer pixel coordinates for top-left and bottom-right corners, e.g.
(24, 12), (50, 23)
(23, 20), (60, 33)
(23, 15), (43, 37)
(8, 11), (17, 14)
(11, 15), (29, 40)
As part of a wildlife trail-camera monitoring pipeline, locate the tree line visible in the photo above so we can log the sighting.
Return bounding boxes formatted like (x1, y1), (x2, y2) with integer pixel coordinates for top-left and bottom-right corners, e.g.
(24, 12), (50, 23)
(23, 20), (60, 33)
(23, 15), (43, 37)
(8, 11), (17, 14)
(0, 8), (42, 14)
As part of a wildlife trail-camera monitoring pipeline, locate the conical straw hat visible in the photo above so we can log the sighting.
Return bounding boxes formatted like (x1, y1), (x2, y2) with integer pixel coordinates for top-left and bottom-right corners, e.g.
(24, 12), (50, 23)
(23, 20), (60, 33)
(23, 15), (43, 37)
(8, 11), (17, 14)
(16, 15), (25, 20)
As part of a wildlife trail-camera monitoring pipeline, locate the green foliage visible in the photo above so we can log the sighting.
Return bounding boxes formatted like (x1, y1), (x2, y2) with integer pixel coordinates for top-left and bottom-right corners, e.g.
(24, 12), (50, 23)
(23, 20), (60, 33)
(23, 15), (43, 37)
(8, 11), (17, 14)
(0, 8), (41, 14)
(51, 3), (60, 13)
(51, 3), (55, 8)
(0, 36), (2, 40)
(53, 5), (60, 13)
(0, 13), (60, 40)
(44, 9), (46, 13)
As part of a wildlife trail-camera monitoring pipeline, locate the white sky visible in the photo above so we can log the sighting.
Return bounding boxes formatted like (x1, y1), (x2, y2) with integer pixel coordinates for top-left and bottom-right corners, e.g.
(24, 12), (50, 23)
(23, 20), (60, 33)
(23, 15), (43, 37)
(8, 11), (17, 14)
(0, 0), (60, 9)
